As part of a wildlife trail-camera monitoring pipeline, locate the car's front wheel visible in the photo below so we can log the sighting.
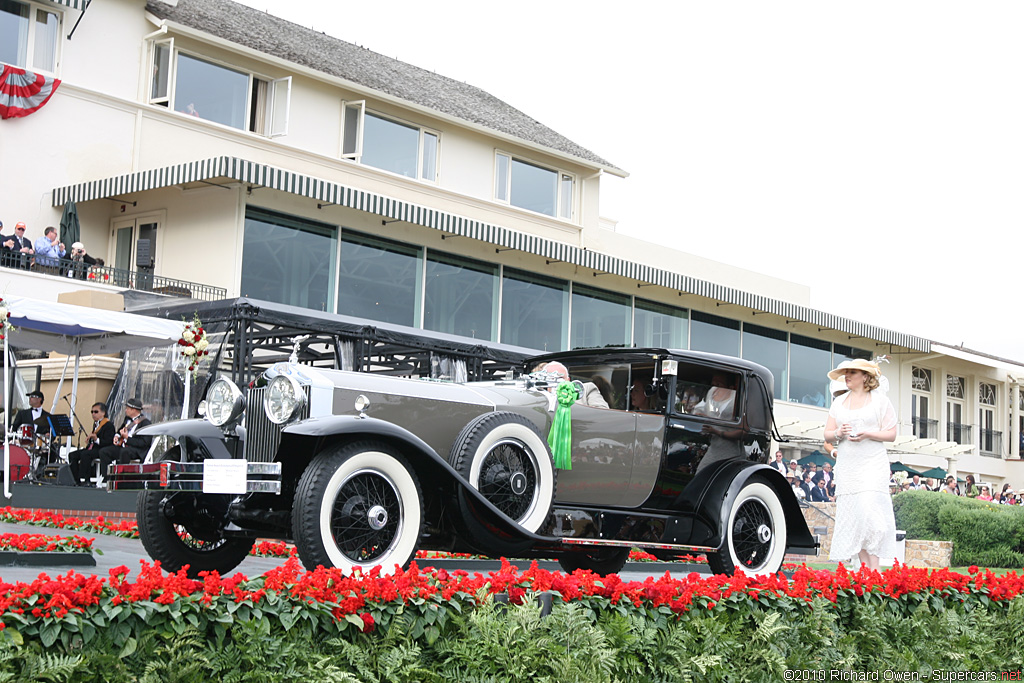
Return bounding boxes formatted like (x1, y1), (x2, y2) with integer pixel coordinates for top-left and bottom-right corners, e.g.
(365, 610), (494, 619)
(707, 480), (787, 576)
(137, 488), (254, 579)
(292, 440), (423, 575)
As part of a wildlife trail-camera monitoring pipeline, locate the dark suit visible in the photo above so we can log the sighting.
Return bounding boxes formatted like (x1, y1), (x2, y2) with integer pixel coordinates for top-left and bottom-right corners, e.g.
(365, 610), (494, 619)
(2, 235), (32, 269)
(94, 415), (153, 481)
(67, 419), (117, 485)
(800, 481), (815, 500)
(11, 407), (50, 431)
(810, 485), (830, 502)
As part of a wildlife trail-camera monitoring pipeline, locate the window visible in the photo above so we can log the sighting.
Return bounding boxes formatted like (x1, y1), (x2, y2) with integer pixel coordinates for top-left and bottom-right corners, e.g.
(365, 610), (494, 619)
(240, 209), (336, 311)
(690, 311), (740, 357)
(341, 104), (439, 181)
(495, 153), (574, 219)
(979, 383), (996, 406)
(911, 367), (933, 438)
(500, 269), (568, 351)
(946, 375), (968, 444)
(570, 285), (630, 349)
(338, 232), (421, 327)
(742, 324), (787, 400)
(424, 252), (497, 340)
(0, 0), (59, 73)
(148, 41), (290, 136)
(634, 299), (687, 349)
(789, 335), (831, 406)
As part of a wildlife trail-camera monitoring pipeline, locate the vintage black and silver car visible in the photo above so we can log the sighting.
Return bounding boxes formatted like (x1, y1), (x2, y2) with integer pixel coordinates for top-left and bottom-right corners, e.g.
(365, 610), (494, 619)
(111, 347), (817, 577)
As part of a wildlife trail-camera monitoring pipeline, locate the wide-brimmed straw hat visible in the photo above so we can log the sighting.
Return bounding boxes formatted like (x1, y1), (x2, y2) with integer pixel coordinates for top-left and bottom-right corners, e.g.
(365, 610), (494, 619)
(828, 358), (881, 381)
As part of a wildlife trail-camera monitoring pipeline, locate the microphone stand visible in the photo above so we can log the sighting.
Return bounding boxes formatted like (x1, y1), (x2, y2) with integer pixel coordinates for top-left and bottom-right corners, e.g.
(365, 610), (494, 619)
(62, 395), (89, 450)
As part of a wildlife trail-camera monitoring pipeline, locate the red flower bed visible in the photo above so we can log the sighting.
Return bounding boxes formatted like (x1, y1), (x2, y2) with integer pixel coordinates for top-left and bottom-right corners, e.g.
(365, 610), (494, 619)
(0, 556), (1021, 636)
(0, 533), (95, 554)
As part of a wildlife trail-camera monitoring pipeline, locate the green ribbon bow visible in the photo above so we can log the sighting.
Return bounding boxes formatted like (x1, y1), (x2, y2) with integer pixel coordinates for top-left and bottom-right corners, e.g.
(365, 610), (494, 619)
(547, 381), (578, 470)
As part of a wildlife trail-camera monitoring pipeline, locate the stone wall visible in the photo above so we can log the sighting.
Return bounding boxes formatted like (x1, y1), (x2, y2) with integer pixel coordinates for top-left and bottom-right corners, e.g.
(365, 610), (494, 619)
(798, 502), (952, 568)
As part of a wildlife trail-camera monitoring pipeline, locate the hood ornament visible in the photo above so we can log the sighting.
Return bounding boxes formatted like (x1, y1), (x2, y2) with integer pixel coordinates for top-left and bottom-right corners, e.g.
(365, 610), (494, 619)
(289, 335), (310, 365)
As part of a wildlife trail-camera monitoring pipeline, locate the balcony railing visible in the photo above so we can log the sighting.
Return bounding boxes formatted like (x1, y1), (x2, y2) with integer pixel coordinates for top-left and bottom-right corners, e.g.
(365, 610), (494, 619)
(2, 254), (226, 302)
(947, 422), (973, 445)
(912, 417), (938, 439)
(979, 429), (1003, 457)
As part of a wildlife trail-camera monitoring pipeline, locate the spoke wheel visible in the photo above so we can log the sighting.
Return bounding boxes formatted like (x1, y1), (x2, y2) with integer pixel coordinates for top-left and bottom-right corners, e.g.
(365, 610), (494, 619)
(708, 480), (787, 576)
(292, 440), (422, 574)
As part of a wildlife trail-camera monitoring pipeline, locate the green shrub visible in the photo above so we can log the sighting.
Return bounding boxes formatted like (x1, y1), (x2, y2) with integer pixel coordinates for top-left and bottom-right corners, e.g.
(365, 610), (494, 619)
(894, 491), (1024, 568)
(893, 490), (954, 539)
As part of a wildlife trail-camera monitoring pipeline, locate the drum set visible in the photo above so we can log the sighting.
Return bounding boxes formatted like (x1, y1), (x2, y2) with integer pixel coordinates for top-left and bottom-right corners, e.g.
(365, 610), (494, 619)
(4, 423), (54, 482)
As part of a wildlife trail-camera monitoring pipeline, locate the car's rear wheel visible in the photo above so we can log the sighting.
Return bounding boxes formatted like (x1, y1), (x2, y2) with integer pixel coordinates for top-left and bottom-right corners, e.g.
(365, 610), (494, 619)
(136, 449), (254, 578)
(557, 546), (630, 575)
(449, 412), (555, 533)
(292, 440), (422, 575)
(708, 480), (787, 576)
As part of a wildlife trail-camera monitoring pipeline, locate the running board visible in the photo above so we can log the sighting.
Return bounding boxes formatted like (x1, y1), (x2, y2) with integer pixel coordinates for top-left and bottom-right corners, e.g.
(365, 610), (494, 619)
(559, 537), (717, 554)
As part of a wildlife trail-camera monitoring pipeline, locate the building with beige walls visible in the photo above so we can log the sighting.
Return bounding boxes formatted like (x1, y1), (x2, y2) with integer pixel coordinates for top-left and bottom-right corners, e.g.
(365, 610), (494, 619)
(2, 0), (1022, 489)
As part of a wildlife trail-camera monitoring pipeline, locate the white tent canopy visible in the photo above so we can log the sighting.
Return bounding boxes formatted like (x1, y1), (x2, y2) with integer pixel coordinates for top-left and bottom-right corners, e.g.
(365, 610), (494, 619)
(3, 296), (184, 498)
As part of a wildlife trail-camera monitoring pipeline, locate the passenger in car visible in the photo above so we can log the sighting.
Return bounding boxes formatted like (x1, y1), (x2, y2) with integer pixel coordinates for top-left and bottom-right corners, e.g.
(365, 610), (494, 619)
(542, 362), (609, 409)
(629, 376), (657, 412)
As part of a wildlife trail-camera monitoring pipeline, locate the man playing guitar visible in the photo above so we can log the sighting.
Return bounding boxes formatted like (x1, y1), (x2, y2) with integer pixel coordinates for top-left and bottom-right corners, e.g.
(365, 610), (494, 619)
(67, 402), (117, 486)
(94, 398), (152, 484)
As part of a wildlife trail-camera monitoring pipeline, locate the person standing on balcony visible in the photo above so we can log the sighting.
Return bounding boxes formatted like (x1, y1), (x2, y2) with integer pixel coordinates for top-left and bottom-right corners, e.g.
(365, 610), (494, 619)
(33, 226), (65, 272)
(824, 359), (898, 571)
(3, 222), (34, 269)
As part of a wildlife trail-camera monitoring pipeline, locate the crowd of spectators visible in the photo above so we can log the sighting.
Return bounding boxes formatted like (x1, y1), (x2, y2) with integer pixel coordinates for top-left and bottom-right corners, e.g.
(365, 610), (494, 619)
(891, 472), (1021, 504)
(777, 449), (1019, 506)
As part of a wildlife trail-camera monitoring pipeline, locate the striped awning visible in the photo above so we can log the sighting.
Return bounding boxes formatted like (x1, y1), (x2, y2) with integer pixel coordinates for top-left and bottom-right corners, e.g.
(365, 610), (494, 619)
(47, 0), (89, 9)
(52, 156), (930, 352)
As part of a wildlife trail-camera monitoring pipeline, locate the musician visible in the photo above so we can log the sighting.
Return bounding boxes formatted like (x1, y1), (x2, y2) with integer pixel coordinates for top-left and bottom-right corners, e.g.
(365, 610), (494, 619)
(11, 390), (49, 431)
(67, 402), (116, 486)
(93, 398), (152, 483)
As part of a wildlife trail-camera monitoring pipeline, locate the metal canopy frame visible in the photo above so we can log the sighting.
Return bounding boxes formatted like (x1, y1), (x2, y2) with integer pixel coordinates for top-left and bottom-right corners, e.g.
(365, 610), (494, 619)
(126, 297), (535, 388)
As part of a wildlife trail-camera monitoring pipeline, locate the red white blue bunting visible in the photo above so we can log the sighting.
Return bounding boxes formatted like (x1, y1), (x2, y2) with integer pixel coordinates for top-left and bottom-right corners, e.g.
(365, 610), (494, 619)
(0, 65), (61, 120)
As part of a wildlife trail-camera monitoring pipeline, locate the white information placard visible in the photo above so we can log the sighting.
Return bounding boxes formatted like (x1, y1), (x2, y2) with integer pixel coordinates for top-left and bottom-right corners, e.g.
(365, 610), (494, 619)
(202, 459), (247, 494)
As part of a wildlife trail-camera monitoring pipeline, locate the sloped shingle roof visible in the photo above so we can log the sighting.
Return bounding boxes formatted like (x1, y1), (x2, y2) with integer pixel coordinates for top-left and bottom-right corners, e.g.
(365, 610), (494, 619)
(146, 0), (622, 173)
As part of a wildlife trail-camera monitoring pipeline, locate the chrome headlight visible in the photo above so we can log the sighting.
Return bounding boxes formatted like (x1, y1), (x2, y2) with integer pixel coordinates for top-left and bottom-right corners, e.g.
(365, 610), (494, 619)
(206, 377), (246, 427)
(264, 374), (306, 425)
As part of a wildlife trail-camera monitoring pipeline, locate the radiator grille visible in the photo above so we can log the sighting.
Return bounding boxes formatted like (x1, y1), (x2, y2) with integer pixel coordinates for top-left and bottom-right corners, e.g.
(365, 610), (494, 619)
(244, 385), (311, 463)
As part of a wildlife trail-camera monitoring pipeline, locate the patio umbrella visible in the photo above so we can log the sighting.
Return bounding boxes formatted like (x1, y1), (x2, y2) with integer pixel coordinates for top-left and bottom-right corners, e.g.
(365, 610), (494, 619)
(59, 201), (80, 249)
(797, 450), (835, 467)
(0, 65), (61, 120)
(918, 466), (947, 479)
(889, 461), (923, 477)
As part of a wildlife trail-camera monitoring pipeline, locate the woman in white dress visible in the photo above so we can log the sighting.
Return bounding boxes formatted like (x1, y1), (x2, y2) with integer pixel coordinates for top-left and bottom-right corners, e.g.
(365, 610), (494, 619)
(823, 359), (898, 570)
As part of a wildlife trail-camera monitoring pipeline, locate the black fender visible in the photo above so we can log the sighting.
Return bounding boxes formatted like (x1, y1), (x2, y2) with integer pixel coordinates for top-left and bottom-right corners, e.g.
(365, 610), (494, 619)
(689, 460), (816, 553)
(136, 418), (237, 461)
(281, 415), (545, 548)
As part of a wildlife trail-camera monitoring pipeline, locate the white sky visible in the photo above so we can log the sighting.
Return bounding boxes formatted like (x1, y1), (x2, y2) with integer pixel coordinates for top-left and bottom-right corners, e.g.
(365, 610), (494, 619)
(236, 0), (1023, 362)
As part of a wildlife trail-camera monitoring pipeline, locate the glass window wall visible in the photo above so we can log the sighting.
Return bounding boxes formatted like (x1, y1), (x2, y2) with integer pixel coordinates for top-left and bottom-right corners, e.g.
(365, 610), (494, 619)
(424, 252), (497, 340)
(742, 323), (788, 400)
(571, 285), (630, 349)
(634, 299), (687, 349)
(789, 334), (832, 406)
(241, 209), (336, 311)
(338, 232), (421, 326)
(690, 311), (740, 356)
(500, 269), (568, 351)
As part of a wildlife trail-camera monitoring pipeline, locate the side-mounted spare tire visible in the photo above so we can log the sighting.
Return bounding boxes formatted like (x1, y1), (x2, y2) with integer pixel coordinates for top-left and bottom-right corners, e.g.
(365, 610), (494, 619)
(707, 479), (788, 576)
(449, 411), (556, 533)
